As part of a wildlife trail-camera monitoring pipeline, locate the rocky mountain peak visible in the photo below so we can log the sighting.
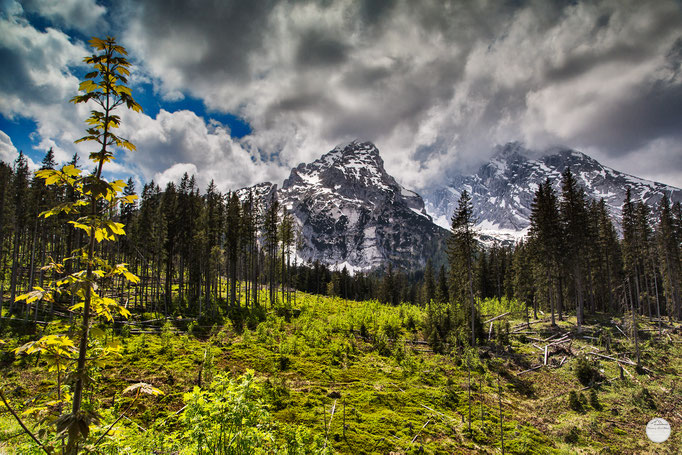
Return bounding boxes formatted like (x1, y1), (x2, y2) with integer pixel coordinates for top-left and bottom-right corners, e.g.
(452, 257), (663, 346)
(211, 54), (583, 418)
(542, 147), (601, 172)
(492, 141), (529, 162)
(331, 140), (382, 160)
(234, 181), (276, 203)
(423, 143), (682, 241)
(241, 141), (445, 271)
(283, 140), (393, 195)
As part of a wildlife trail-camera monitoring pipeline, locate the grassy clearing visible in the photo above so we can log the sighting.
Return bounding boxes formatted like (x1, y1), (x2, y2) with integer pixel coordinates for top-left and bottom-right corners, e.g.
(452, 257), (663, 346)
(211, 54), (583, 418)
(1, 291), (681, 454)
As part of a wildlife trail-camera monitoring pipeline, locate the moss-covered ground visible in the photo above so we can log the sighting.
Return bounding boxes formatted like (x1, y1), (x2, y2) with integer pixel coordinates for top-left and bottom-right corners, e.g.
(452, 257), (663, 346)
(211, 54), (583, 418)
(1, 292), (681, 454)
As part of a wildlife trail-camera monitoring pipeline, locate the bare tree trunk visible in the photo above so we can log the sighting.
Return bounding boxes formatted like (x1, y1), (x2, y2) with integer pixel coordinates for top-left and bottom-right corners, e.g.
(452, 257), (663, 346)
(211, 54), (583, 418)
(557, 276), (564, 321)
(652, 260), (662, 335)
(643, 266), (652, 318)
(576, 264), (584, 332)
(635, 265), (642, 314)
(548, 269), (555, 326)
(627, 278), (641, 368)
(25, 219), (38, 322)
(467, 355), (472, 434)
(9, 230), (21, 313)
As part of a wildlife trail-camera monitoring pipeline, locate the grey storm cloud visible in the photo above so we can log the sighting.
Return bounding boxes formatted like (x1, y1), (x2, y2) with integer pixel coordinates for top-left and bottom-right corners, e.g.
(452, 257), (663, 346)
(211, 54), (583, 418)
(295, 29), (349, 67)
(3, 0), (681, 190)
(121, 0), (276, 85)
(115, 0), (682, 189)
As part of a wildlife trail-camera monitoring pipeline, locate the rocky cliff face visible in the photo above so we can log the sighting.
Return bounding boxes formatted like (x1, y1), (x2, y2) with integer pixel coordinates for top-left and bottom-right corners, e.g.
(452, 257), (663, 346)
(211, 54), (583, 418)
(239, 141), (447, 271)
(423, 142), (682, 240)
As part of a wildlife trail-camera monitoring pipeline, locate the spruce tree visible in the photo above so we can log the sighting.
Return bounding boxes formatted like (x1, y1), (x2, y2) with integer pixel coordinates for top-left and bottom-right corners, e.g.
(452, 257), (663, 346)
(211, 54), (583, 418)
(8, 152), (29, 313)
(436, 264), (449, 304)
(658, 196), (681, 319)
(595, 198), (621, 313)
(448, 190), (477, 346)
(0, 162), (13, 309)
(422, 258), (436, 306)
(279, 210), (295, 306)
(226, 191), (241, 308)
(621, 188), (642, 367)
(560, 168), (588, 330)
(161, 182), (178, 313)
(263, 194), (280, 307)
(513, 240), (535, 321)
(529, 179), (561, 325)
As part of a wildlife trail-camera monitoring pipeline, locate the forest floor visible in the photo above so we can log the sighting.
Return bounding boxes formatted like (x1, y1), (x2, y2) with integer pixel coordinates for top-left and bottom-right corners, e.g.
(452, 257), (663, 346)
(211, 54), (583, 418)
(1, 292), (681, 454)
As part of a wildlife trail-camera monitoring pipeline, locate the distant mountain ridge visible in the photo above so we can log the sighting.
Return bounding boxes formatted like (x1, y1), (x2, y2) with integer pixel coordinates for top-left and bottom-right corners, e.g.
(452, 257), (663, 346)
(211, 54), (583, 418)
(238, 141), (447, 271)
(423, 142), (682, 240)
(238, 141), (681, 270)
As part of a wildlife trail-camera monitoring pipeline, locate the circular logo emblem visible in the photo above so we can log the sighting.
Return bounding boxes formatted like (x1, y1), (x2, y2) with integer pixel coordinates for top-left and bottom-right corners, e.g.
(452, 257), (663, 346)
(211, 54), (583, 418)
(646, 418), (671, 443)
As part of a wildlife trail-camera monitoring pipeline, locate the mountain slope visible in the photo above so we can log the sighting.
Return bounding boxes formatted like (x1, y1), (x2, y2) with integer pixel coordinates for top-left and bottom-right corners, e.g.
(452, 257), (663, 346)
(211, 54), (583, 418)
(424, 142), (682, 239)
(239, 141), (447, 271)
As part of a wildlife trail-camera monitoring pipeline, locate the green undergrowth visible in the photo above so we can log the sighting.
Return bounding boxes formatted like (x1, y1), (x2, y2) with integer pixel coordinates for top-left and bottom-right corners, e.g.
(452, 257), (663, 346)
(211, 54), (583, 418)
(1, 293), (681, 454)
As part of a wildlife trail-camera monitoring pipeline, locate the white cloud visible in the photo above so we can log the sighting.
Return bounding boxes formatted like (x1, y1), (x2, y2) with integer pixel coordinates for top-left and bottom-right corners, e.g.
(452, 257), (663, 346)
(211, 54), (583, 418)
(154, 162), (198, 188)
(0, 129), (17, 163)
(20, 0), (107, 34)
(0, 2), (89, 163)
(586, 138), (682, 188)
(0, 130), (38, 169)
(119, 109), (286, 192)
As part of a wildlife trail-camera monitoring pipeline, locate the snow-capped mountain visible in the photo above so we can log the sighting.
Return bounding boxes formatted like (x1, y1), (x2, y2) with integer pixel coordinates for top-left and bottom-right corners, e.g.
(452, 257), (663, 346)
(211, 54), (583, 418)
(424, 142), (682, 239)
(239, 141), (447, 271)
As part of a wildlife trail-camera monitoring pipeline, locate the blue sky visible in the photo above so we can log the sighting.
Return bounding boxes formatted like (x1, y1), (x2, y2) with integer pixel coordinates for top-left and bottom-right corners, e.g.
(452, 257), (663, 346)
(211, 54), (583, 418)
(1, 0), (681, 192)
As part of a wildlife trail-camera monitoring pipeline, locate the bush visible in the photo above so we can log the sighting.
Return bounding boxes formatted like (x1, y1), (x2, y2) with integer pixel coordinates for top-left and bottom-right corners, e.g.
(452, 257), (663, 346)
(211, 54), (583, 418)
(372, 332), (392, 357)
(183, 371), (275, 452)
(569, 391), (584, 413)
(359, 321), (369, 339)
(424, 301), (485, 353)
(564, 426), (580, 444)
(227, 305), (245, 334)
(589, 388), (602, 411)
(161, 320), (175, 347)
(187, 320), (198, 337)
(278, 354), (291, 371)
(633, 387), (656, 410)
(575, 356), (602, 386)
(262, 376), (290, 411)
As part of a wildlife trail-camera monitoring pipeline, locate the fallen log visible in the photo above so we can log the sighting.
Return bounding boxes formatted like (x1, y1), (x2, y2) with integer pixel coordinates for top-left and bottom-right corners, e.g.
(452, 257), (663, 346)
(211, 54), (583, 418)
(614, 324), (630, 340)
(512, 318), (550, 332)
(484, 312), (511, 324)
(517, 365), (542, 376)
(547, 336), (571, 347)
(586, 352), (636, 366)
(542, 332), (564, 342)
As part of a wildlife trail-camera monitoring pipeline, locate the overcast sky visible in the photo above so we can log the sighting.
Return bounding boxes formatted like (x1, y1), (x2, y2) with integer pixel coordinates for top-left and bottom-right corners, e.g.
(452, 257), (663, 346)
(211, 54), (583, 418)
(1, 0), (681, 193)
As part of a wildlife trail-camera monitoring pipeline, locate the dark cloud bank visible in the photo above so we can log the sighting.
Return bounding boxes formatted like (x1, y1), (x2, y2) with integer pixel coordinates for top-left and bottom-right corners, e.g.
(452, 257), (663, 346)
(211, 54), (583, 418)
(2, 0), (681, 189)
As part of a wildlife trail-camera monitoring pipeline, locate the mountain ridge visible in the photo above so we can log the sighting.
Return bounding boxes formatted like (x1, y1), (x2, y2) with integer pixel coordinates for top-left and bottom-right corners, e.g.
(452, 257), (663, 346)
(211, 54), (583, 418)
(423, 142), (682, 240)
(238, 140), (681, 270)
